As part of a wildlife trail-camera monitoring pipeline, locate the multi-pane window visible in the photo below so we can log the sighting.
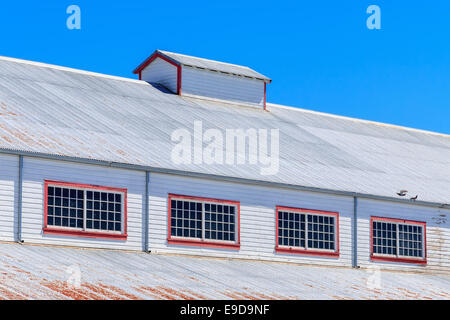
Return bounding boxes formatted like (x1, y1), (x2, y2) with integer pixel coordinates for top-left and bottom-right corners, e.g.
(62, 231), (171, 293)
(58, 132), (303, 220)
(204, 202), (236, 242)
(85, 190), (123, 232)
(371, 218), (425, 261)
(45, 181), (126, 237)
(47, 186), (84, 229)
(169, 195), (239, 246)
(276, 207), (339, 255)
(171, 200), (203, 239)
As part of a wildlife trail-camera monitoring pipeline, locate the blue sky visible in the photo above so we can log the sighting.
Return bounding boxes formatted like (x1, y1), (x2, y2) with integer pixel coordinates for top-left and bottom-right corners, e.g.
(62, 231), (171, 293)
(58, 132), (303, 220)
(1, 1), (449, 134)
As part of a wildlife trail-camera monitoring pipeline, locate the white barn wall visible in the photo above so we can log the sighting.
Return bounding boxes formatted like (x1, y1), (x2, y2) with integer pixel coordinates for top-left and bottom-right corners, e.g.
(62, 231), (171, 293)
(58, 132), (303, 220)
(141, 57), (178, 93)
(181, 66), (265, 108)
(20, 158), (145, 251)
(148, 172), (353, 267)
(357, 198), (450, 274)
(0, 154), (18, 242)
(1, 154), (447, 273)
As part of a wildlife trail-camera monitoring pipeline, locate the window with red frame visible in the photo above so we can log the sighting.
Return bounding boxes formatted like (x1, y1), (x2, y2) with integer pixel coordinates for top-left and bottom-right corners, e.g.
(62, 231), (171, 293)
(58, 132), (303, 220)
(276, 207), (339, 256)
(371, 217), (426, 262)
(44, 181), (127, 238)
(168, 195), (239, 247)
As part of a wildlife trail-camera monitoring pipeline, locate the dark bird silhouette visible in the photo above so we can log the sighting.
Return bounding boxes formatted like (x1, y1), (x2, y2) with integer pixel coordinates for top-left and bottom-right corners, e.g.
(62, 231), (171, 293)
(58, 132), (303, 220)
(397, 190), (408, 197)
(410, 195), (418, 201)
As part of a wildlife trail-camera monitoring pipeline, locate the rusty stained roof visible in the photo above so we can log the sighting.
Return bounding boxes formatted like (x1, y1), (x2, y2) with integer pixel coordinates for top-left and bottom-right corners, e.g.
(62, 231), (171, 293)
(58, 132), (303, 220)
(0, 242), (448, 300)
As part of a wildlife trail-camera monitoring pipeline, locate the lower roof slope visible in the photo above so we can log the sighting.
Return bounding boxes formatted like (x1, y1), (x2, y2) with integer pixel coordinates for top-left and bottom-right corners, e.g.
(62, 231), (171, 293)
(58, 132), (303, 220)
(0, 56), (450, 204)
(0, 243), (448, 300)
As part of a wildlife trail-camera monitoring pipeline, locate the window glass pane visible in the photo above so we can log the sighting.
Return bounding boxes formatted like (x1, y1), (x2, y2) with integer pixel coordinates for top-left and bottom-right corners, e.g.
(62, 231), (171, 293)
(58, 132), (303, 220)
(170, 198), (238, 243)
(398, 223), (423, 258)
(306, 214), (335, 251)
(205, 203), (236, 242)
(170, 200), (202, 240)
(373, 221), (396, 256)
(47, 185), (124, 233)
(86, 191), (122, 232)
(278, 211), (306, 248)
(47, 186), (84, 230)
(372, 219), (424, 259)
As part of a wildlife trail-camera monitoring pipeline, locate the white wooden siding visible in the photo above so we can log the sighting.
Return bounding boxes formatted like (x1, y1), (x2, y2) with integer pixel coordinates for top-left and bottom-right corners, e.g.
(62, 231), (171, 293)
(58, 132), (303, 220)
(141, 57), (178, 93)
(1, 153), (448, 273)
(181, 66), (265, 108)
(20, 158), (145, 251)
(148, 172), (353, 267)
(0, 154), (18, 242)
(357, 198), (450, 274)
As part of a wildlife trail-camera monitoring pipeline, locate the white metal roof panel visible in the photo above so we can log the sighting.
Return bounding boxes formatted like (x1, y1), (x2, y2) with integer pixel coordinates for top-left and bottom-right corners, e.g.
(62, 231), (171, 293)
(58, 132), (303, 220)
(0, 57), (449, 204)
(156, 50), (271, 81)
(0, 243), (448, 300)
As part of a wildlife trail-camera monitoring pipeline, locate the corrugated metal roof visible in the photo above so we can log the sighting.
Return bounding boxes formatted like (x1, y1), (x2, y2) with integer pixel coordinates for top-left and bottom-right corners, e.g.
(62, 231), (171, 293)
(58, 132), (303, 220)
(0, 56), (450, 204)
(0, 242), (448, 300)
(137, 50), (271, 81)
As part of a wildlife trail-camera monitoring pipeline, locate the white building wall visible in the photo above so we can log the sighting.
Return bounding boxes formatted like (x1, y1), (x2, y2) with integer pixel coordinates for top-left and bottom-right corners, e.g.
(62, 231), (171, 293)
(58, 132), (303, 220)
(181, 66), (265, 108)
(0, 154), (18, 242)
(1, 154), (448, 273)
(148, 172), (353, 267)
(357, 198), (450, 274)
(141, 57), (178, 93)
(20, 158), (145, 251)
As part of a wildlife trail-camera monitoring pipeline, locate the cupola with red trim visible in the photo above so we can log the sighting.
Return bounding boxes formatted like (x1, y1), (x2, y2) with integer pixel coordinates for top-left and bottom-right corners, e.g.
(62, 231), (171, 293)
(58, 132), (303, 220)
(133, 50), (271, 109)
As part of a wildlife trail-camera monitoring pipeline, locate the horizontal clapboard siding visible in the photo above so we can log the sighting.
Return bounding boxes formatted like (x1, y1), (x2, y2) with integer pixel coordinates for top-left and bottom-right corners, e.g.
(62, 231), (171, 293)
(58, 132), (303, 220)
(20, 158), (145, 251)
(181, 66), (265, 108)
(141, 57), (178, 93)
(0, 154), (18, 241)
(357, 198), (450, 274)
(148, 172), (353, 267)
(0, 154), (448, 274)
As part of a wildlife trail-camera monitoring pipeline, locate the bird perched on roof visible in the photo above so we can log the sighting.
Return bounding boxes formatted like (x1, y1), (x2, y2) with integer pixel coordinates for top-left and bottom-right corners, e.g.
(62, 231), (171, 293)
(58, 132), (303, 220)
(410, 195), (418, 201)
(397, 190), (408, 197)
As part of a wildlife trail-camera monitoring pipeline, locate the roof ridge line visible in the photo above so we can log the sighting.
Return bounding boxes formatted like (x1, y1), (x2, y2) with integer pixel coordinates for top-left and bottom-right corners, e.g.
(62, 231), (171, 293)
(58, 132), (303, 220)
(0, 55), (146, 85)
(157, 50), (253, 70)
(267, 103), (450, 139)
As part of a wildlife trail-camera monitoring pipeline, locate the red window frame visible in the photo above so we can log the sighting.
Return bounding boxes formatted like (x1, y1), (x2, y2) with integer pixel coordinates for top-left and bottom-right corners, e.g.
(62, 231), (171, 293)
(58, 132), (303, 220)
(275, 206), (340, 258)
(167, 194), (240, 249)
(43, 180), (128, 240)
(370, 216), (427, 264)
